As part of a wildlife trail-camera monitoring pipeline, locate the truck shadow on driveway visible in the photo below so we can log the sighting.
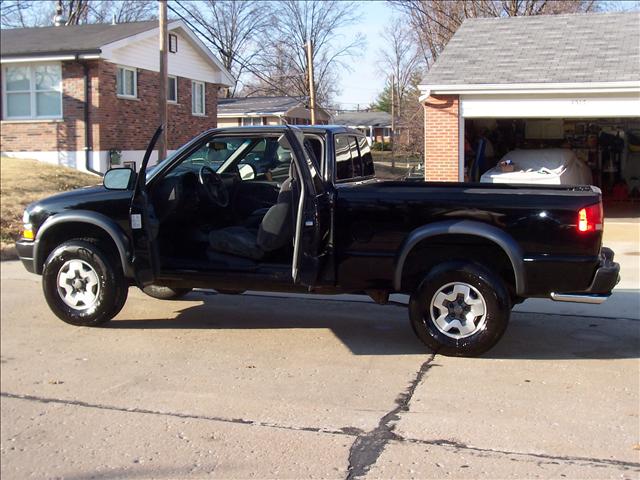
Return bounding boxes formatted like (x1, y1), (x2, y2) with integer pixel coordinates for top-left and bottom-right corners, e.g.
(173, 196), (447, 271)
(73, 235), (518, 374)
(106, 291), (640, 360)
(487, 312), (639, 360)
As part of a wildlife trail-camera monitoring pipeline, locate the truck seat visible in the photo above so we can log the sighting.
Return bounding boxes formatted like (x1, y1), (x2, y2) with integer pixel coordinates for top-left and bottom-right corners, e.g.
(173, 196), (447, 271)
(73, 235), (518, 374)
(208, 177), (293, 260)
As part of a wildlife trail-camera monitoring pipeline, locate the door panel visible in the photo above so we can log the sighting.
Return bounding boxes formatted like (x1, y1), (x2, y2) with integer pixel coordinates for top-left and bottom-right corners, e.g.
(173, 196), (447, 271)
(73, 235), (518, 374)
(286, 128), (332, 286)
(129, 126), (163, 287)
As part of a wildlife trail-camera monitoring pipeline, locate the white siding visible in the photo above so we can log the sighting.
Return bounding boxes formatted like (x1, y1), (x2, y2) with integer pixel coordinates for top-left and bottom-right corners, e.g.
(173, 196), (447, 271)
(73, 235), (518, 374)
(0, 149), (181, 173)
(460, 92), (640, 118)
(0, 150), (109, 173)
(102, 29), (224, 84)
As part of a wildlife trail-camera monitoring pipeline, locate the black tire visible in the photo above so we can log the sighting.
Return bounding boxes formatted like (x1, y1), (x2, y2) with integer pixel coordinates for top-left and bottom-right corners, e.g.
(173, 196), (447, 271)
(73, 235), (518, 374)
(42, 239), (128, 326)
(215, 289), (245, 295)
(142, 285), (192, 300)
(409, 261), (510, 357)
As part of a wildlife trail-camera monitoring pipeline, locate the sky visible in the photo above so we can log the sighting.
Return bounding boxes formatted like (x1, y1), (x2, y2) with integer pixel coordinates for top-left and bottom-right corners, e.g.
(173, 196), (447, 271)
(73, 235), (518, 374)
(331, 0), (640, 110)
(333, 1), (395, 110)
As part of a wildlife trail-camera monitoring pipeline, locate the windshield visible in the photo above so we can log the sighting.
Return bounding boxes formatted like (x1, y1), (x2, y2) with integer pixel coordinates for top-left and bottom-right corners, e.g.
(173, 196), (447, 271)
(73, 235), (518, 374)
(145, 132), (208, 180)
(180, 137), (247, 172)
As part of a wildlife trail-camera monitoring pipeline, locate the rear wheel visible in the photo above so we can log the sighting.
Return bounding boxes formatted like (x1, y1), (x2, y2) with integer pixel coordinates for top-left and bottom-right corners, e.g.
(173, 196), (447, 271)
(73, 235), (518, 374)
(142, 285), (192, 300)
(409, 262), (510, 357)
(42, 240), (128, 326)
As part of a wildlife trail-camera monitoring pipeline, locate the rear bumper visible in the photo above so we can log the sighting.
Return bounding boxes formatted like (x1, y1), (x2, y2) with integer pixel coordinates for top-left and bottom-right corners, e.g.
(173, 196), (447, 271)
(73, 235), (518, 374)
(15, 239), (36, 274)
(550, 247), (620, 304)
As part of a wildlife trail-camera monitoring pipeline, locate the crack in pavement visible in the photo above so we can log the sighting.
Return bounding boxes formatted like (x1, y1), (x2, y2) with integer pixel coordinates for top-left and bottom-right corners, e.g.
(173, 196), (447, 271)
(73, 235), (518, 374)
(0, 391), (363, 438)
(3, 390), (639, 473)
(342, 349), (640, 479)
(401, 438), (640, 471)
(345, 353), (437, 480)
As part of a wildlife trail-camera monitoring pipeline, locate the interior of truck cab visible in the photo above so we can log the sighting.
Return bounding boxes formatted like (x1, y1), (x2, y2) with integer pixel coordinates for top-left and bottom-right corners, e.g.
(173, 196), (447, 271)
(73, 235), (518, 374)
(148, 133), (314, 272)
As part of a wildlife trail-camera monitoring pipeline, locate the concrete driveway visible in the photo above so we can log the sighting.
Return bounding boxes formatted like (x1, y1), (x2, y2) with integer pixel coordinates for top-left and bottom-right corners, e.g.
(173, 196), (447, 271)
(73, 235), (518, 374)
(1, 224), (639, 479)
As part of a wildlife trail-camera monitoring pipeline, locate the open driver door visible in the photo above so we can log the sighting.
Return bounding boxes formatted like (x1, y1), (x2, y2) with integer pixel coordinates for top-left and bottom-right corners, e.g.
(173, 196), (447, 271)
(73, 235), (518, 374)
(129, 126), (163, 287)
(285, 127), (333, 287)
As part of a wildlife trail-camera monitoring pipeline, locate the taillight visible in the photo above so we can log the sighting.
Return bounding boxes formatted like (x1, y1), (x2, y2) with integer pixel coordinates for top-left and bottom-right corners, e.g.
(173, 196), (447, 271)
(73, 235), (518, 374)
(577, 203), (603, 233)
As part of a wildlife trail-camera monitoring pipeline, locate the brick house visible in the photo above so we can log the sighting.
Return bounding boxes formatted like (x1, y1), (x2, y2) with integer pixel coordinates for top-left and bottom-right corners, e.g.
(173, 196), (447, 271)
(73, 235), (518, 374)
(0, 20), (234, 173)
(419, 12), (640, 183)
(217, 96), (331, 127)
(332, 111), (392, 146)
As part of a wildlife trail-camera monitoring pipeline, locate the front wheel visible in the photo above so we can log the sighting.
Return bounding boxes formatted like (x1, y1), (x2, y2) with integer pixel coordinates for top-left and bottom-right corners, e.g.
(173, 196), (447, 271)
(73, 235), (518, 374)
(142, 285), (192, 300)
(42, 240), (128, 326)
(409, 262), (510, 357)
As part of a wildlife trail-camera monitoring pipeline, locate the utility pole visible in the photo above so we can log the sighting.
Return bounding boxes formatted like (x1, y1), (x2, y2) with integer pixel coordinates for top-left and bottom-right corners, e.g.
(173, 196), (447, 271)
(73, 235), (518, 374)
(306, 41), (316, 125)
(158, 0), (168, 162)
(390, 74), (395, 169)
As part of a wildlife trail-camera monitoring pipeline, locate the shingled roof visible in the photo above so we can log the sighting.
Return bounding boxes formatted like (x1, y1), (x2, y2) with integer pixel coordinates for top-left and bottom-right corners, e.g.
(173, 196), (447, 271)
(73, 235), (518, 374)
(421, 12), (640, 86)
(332, 111), (391, 127)
(218, 96), (307, 115)
(0, 21), (158, 58)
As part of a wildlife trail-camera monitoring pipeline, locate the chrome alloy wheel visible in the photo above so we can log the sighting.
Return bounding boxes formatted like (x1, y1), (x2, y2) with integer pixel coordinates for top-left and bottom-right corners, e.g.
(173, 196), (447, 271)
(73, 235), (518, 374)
(429, 282), (487, 339)
(56, 259), (101, 310)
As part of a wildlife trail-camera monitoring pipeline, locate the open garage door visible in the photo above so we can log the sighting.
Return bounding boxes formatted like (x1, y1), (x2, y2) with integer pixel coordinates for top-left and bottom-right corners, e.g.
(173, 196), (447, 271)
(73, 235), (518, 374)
(460, 92), (640, 119)
(459, 93), (640, 217)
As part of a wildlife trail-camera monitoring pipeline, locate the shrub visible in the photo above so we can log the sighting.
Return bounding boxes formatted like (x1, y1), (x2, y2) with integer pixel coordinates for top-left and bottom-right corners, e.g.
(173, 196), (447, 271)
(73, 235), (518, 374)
(371, 141), (393, 151)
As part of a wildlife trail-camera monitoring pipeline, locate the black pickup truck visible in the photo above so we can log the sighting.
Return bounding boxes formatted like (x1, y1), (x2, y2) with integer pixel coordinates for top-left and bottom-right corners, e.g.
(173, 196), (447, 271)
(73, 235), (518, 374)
(16, 125), (620, 356)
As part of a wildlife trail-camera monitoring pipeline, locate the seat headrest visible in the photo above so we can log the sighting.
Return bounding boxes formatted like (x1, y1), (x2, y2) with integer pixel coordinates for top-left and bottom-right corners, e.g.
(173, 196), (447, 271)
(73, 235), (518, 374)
(278, 150), (292, 163)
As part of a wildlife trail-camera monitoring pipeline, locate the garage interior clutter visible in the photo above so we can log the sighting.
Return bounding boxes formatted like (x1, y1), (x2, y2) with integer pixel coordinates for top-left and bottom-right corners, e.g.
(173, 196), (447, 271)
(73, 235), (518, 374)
(465, 117), (640, 204)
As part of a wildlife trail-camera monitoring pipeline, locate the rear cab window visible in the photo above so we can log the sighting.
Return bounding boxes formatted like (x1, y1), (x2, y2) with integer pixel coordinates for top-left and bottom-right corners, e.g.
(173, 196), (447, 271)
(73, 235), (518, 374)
(335, 135), (353, 180)
(334, 134), (375, 182)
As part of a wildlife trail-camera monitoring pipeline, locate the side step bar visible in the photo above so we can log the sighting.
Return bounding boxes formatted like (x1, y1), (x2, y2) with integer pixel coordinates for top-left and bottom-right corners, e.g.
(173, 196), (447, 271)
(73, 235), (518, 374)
(550, 292), (609, 304)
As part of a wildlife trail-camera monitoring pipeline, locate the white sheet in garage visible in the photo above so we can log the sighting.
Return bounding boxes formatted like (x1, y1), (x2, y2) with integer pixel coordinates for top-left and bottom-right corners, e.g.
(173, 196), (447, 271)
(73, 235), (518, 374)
(480, 149), (593, 185)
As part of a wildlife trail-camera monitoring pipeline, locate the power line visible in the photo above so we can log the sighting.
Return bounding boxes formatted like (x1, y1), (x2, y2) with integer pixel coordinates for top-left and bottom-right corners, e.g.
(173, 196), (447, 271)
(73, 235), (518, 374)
(169, 1), (302, 100)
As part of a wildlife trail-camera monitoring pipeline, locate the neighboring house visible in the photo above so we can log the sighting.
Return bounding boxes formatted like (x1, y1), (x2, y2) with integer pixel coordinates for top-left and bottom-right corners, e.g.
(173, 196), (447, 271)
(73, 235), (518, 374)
(332, 110), (392, 145)
(419, 12), (640, 185)
(0, 20), (234, 172)
(217, 96), (330, 127)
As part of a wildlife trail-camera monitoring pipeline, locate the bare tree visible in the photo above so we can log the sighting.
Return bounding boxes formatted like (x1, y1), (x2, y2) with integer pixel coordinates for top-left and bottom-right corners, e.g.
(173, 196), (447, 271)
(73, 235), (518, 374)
(389, 0), (598, 66)
(1, 0), (52, 28)
(170, 0), (269, 97)
(1, 0), (154, 28)
(378, 19), (423, 120)
(244, 0), (365, 105)
(89, 0), (156, 24)
(62, 0), (90, 24)
(373, 19), (425, 156)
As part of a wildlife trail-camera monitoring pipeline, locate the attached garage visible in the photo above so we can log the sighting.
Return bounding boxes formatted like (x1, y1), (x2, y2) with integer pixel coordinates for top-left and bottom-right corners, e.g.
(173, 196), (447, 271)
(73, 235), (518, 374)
(419, 12), (640, 206)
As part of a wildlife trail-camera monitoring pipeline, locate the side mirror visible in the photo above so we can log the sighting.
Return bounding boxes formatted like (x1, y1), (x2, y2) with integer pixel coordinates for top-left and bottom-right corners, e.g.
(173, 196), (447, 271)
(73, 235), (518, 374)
(104, 168), (135, 190)
(238, 163), (256, 181)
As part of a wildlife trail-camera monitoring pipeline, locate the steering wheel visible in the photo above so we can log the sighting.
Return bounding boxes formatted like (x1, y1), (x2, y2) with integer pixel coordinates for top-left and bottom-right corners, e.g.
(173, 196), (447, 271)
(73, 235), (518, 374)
(198, 165), (229, 207)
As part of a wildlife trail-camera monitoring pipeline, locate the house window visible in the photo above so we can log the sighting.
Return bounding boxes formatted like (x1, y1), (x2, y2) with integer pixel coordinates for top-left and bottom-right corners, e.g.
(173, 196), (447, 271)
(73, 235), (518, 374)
(116, 66), (137, 98)
(168, 76), (177, 103)
(169, 33), (178, 53)
(2, 63), (62, 119)
(241, 117), (263, 126)
(192, 81), (205, 115)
